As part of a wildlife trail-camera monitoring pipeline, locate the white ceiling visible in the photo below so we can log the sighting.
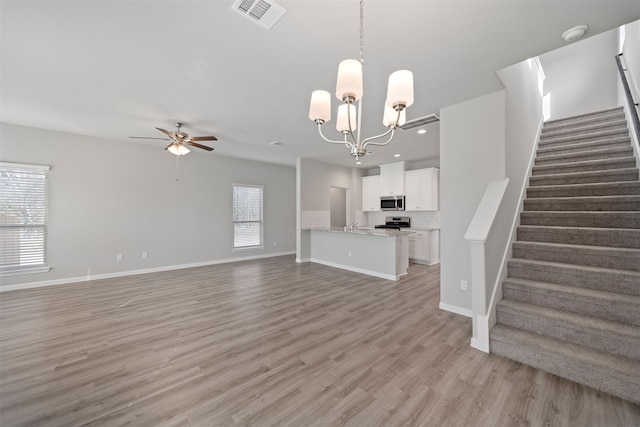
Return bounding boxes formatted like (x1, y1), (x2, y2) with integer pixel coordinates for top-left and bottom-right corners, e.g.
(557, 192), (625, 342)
(1, 1), (639, 169)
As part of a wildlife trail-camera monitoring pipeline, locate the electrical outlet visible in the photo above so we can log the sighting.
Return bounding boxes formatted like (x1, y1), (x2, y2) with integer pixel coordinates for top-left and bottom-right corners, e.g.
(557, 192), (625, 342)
(273, 241), (277, 246)
(142, 251), (148, 259)
(116, 253), (123, 261)
(460, 280), (468, 291)
(348, 250), (352, 257)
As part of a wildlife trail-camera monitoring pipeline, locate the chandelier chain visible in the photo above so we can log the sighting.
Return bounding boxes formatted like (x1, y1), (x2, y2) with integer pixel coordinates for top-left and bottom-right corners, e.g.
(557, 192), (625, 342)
(359, 0), (364, 66)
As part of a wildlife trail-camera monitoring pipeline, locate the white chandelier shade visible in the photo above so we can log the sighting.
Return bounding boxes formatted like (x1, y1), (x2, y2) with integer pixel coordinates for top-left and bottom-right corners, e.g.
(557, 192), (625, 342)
(336, 104), (358, 133)
(336, 59), (364, 102)
(383, 105), (406, 128)
(309, 90), (331, 123)
(386, 70), (414, 110)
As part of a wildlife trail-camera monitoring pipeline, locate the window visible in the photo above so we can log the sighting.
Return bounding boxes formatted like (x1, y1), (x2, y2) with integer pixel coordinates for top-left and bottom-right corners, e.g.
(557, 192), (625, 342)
(233, 184), (263, 250)
(0, 162), (50, 275)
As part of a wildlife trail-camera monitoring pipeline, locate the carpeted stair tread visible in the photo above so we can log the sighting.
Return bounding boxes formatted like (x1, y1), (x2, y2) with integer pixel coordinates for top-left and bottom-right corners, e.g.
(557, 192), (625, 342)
(540, 119), (628, 139)
(526, 181), (640, 198)
(529, 168), (639, 186)
(507, 258), (640, 296)
(512, 240), (640, 271)
(502, 277), (640, 326)
(520, 211), (640, 228)
(531, 156), (637, 176)
(536, 137), (631, 157)
(489, 324), (640, 404)
(534, 146), (634, 165)
(517, 225), (640, 248)
(523, 195), (640, 211)
(496, 299), (640, 359)
(539, 128), (630, 147)
(543, 107), (624, 128)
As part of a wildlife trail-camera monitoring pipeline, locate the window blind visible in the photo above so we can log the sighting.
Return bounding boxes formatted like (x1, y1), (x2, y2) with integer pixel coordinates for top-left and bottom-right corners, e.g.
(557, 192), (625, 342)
(233, 184), (263, 249)
(0, 162), (50, 275)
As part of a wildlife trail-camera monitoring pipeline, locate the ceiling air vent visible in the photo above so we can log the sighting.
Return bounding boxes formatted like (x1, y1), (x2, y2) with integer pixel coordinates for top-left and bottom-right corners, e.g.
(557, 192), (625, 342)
(399, 114), (440, 131)
(231, 0), (286, 30)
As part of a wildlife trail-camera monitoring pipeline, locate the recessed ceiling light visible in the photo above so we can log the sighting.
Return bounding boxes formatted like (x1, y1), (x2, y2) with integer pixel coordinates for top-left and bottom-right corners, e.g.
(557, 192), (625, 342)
(269, 141), (283, 146)
(394, 154), (401, 158)
(356, 161), (362, 165)
(417, 129), (427, 134)
(562, 25), (588, 42)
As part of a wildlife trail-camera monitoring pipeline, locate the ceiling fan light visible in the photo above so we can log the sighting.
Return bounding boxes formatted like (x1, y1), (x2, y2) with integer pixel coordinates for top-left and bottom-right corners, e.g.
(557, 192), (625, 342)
(336, 104), (357, 133)
(386, 70), (414, 110)
(309, 90), (331, 123)
(168, 143), (190, 156)
(336, 59), (363, 102)
(383, 104), (406, 127)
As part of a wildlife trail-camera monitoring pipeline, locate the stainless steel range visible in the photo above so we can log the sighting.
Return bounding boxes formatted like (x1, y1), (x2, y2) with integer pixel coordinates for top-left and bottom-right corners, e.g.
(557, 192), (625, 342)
(374, 216), (411, 230)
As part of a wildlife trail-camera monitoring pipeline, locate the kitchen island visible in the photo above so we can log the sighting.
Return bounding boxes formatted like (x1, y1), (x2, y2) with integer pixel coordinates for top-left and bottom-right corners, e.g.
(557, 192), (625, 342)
(305, 228), (410, 280)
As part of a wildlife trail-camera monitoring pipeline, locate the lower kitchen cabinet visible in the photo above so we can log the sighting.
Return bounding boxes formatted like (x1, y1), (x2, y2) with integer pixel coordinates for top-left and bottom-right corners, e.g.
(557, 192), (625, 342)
(409, 229), (440, 265)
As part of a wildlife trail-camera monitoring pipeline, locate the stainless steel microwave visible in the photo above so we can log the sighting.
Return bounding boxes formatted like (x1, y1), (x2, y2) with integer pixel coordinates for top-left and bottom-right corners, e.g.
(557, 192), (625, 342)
(380, 196), (405, 211)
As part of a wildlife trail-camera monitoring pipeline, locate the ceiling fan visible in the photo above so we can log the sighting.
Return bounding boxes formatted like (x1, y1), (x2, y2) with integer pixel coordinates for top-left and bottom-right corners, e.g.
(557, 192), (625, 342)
(130, 122), (217, 155)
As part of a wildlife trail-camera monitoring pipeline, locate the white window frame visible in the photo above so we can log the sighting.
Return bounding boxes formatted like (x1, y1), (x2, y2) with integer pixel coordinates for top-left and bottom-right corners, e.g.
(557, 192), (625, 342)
(0, 162), (51, 276)
(232, 183), (264, 251)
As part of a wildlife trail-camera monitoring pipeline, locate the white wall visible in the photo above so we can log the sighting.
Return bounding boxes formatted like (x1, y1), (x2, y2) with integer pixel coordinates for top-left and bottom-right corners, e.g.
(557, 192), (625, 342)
(439, 90), (506, 315)
(296, 158), (361, 260)
(0, 123), (296, 288)
(540, 29), (619, 120)
(621, 19), (640, 102)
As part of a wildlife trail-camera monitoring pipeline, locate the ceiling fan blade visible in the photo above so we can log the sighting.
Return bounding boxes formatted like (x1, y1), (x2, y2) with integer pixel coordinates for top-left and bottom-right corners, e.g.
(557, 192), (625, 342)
(186, 141), (214, 151)
(189, 135), (218, 142)
(155, 127), (175, 139)
(129, 136), (171, 140)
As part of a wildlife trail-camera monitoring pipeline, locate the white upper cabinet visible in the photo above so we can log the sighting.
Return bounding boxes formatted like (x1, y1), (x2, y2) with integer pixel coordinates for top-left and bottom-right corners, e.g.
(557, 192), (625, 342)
(379, 161), (405, 196)
(405, 168), (439, 211)
(361, 175), (381, 211)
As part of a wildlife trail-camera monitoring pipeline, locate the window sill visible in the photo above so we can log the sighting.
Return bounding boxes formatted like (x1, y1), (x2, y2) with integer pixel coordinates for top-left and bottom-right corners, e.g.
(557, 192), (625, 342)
(0, 265), (51, 277)
(232, 246), (265, 252)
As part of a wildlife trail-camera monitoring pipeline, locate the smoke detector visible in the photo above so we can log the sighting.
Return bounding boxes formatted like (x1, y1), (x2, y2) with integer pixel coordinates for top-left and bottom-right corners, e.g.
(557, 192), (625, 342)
(562, 25), (588, 42)
(231, 0), (286, 30)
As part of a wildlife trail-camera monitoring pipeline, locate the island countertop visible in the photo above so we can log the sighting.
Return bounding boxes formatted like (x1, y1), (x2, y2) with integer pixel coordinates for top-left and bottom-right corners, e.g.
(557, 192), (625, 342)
(302, 227), (414, 237)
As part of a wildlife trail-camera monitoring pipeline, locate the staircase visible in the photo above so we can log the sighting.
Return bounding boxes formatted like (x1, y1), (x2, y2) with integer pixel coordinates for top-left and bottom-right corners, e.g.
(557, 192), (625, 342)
(489, 106), (640, 404)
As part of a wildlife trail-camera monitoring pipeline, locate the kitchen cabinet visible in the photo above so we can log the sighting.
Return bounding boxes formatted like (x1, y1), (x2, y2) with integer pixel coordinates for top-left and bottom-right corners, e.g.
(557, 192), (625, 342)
(405, 168), (439, 211)
(361, 175), (381, 211)
(380, 161), (405, 196)
(409, 229), (440, 265)
(408, 230), (429, 263)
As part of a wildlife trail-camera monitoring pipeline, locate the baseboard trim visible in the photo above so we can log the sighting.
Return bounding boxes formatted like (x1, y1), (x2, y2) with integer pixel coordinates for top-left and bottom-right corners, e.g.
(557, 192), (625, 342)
(439, 302), (472, 318)
(0, 251), (296, 292)
(309, 258), (400, 281)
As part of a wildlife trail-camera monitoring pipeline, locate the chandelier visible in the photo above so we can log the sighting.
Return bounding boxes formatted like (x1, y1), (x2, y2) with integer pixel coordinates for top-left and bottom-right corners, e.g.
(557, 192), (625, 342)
(308, 0), (414, 160)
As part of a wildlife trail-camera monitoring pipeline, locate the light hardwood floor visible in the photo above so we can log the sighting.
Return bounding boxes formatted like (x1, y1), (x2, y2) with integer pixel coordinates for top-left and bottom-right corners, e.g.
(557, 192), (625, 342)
(1, 256), (639, 426)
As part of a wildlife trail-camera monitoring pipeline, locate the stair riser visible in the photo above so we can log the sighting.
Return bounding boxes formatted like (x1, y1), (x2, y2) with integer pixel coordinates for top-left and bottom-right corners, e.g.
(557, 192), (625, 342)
(507, 261), (640, 296)
(527, 183), (640, 198)
(517, 227), (640, 249)
(537, 139), (631, 157)
(495, 306), (640, 359)
(512, 244), (640, 271)
(529, 169), (639, 186)
(539, 130), (630, 148)
(524, 198), (640, 212)
(541, 121), (628, 139)
(502, 283), (640, 327)
(534, 148), (634, 166)
(531, 159), (637, 176)
(489, 336), (640, 404)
